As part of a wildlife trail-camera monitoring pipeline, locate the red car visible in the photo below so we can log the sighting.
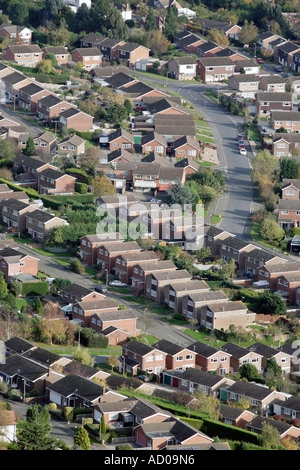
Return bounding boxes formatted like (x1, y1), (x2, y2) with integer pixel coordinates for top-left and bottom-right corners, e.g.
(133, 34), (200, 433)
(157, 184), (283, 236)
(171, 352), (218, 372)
(256, 58), (264, 64)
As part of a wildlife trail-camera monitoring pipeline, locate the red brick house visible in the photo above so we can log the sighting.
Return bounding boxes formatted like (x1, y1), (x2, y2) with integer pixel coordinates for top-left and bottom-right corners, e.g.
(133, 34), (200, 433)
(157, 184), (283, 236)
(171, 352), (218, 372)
(164, 279), (211, 314)
(0, 24), (32, 45)
(0, 247), (39, 281)
(90, 309), (139, 343)
(2, 45), (42, 67)
(1, 198), (39, 235)
(145, 269), (191, 304)
(79, 234), (124, 266)
(196, 57), (235, 83)
(58, 108), (94, 132)
(257, 261), (300, 290)
(131, 260), (177, 294)
(71, 48), (102, 70)
(107, 128), (135, 152)
(71, 299), (119, 327)
(255, 92), (293, 118)
(275, 272), (300, 304)
(25, 209), (69, 243)
(33, 131), (57, 154)
(37, 168), (76, 195)
(121, 339), (167, 376)
(17, 83), (53, 112)
(278, 199), (300, 229)
(115, 43), (150, 67)
(152, 339), (196, 371)
(220, 342), (263, 374)
(42, 46), (68, 66)
(96, 241), (142, 274)
(113, 251), (159, 285)
(60, 283), (105, 304)
(173, 136), (201, 160)
(37, 95), (74, 121)
(188, 341), (232, 375)
(270, 111), (300, 132)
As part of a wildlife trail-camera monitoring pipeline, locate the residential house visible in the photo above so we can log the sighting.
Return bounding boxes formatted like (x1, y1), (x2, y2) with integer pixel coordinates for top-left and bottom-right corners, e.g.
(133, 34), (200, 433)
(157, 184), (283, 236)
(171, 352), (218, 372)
(196, 57), (235, 83)
(141, 131), (167, 155)
(199, 300), (255, 332)
(79, 33), (105, 48)
(173, 136), (201, 160)
(0, 24), (32, 45)
(181, 290), (228, 322)
(103, 71), (137, 90)
(214, 48), (248, 62)
(25, 209), (69, 242)
(13, 154), (55, 183)
(37, 168), (76, 195)
(268, 37), (288, 55)
(243, 247), (282, 279)
(42, 46), (68, 66)
(47, 373), (125, 408)
(255, 92), (293, 118)
(291, 51), (300, 72)
(98, 38), (126, 62)
(220, 380), (287, 415)
(257, 259), (300, 288)
(277, 342), (300, 373)
(121, 339), (167, 375)
(144, 97), (189, 117)
(164, 279), (211, 314)
(4, 336), (35, 357)
(219, 404), (255, 428)
(177, 33), (204, 54)
(71, 298), (119, 327)
(204, 225), (235, 258)
(71, 48), (102, 70)
(106, 148), (135, 166)
(272, 134), (300, 159)
(79, 234), (124, 266)
(247, 342), (291, 375)
(145, 269), (191, 304)
(37, 95), (74, 121)
(259, 75), (287, 93)
(275, 272), (300, 304)
(96, 241), (142, 274)
(95, 194), (137, 216)
(130, 260), (177, 294)
(33, 131), (57, 154)
(113, 251), (159, 285)
(174, 157), (202, 176)
(187, 341), (231, 375)
(235, 59), (260, 74)
(276, 41), (300, 68)
(115, 43), (150, 67)
(217, 236), (257, 274)
(168, 57), (197, 80)
(273, 395), (300, 421)
(175, 368), (234, 396)
(246, 416), (300, 442)
(257, 32), (282, 50)
(220, 342), (263, 374)
(0, 354), (48, 396)
(58, 107), (94, 132)
(60, 283), (106, 304)
(106, 128), (135, 152)
(2, 45), (42, 67)
(1, 71), (31, 101)
(196, 41), (223, 58)
(154, 114), (196, 140)
(227, 74), (260, 98)
(152, 339), (196, 371)
(196, 17), (242, 40)
(270, 111), (300, 132)
(57, 134), (86, 156)
(1, 198), (38, 235)
(0, 247), (39, 281)
(90, 309), (139, 344)
(278, 199), (300, 229)
(17, 83), (53, 112)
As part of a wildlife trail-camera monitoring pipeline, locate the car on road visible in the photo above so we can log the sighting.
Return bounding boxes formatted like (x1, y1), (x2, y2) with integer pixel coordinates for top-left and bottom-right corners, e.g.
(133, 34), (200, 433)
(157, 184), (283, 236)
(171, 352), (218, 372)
(166, 147), (173, 154)
(108, 280), (127, 288)
(238, 142), (245, 149)
(94, 286), (108, 294)
(256, 58), (264, 64)
(240, 148), (247, 155)
(137, 374), (151, 382)
(274, 66), (283, 72)
(237, 134), (243, 140)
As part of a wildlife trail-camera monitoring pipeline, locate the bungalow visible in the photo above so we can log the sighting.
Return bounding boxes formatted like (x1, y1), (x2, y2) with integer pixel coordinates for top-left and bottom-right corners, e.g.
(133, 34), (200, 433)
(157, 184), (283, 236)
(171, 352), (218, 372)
(58, 107), (94, 132)
(71, 47), (102, 70)
(4, 336), (35, 356)
(0, 354), (48, 396)
(168, 57), (197, 81)
(273, 395), (300, 421)
(47, 373), (125, 408)
(246, 416), (300, 442)
(37, 168), (76, 195)
(60, 283), (106, 304)
(196, 17), (242, 40)
(176, 367), (234, 396)
(154, 114), (196, 140)
(219, 404), (255, 428)
(25, 209), (69, 242)
(2, 45), (42, 67)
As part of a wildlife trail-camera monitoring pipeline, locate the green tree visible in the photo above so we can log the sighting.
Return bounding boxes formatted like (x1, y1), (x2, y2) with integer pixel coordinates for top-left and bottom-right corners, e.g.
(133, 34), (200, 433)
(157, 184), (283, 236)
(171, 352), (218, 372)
(144, 8), (156, 31)
(238, 363), (261, 382)
(9, 1), (29, 25)
(260, 217), (284, 244)
(218, 258), (236, 280)
(163, 5), (178, 40)
(42, 0), (64, 25)
(0, 140), (16, 160)
(166, 181), (194, 207)
(74, 426), (91, 450)
(257, 422), (280, 449)
(258, 291), (287, 316)
(251, 149), (279, 188)
(72, 347), (95, 367)
(124, 98), (133, 116)
(23, 136), (36, 156)
(280, 158), (300, 180)
(9, 279), (22, 298)
(107, 103), (128, 125)
(37, 59), (54, 75)
(238, 20), (258, 45)
(69, 257), (85, 274)
(44, 52), (58, 68)
(16, 405), (61, 450)
(0, 272), (8, 300)
(93, 174), (116, 198)
(101, 415), (106, 435)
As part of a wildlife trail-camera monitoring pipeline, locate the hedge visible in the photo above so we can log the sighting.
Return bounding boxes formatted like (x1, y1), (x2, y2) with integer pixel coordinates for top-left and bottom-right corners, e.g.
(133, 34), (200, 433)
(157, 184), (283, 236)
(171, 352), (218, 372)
(76, 131), (94, 141)
(201, 417), (259, 445)
(66, 168), (93, 185)
(50, 194), (94, 204)
(21, 280), (49, 297)
(0, 177), (39, 198)
(75, 182), (88, 194)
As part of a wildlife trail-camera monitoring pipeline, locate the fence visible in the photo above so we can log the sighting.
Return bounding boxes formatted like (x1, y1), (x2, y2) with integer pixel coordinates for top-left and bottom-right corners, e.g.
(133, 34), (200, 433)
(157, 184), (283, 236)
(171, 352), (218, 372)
(111, 436), (135, 444)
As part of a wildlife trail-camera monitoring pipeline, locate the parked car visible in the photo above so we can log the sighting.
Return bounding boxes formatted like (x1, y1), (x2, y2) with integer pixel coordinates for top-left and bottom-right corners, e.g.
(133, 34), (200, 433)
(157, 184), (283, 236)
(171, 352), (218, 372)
(94, 286), (107, 294)
(240, 148), (247, 155)
(137, 374), (151, 382)
(166, 147), (173, 154)
(237, 134), (243, 140)
(108, 280), (127, 287)
(238, 143), (245, 150)
(256, 58), (264, 64)
(274, 66), (283, 72)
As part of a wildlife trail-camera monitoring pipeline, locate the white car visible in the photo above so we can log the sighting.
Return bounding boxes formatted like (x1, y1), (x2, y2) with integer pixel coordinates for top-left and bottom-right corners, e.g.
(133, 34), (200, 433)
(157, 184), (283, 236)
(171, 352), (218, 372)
(108, 280), (127, 287)
(240, 148), (247, 155)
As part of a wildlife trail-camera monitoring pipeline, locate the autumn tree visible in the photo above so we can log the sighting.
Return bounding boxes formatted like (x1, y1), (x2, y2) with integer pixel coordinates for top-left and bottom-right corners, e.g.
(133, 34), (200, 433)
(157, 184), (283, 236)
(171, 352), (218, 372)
(257, 422), (280, 449)
(72, 347), (95, 367)
(207, 29), (229, 46)
(38, 59), (53, 74)
(192, 391), (220, 420)
(38, 302), (73, 345)
(239, 20), (258, 45)
(93, 174), (116, 198)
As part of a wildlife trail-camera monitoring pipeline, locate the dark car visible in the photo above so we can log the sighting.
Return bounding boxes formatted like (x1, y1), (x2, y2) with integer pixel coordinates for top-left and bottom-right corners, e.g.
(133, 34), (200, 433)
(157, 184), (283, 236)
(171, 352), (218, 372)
(274, 66), (283, 72)
(137, 374), (151, 382)
(94, 286), (107, 294)
(166, 147), (173, 154)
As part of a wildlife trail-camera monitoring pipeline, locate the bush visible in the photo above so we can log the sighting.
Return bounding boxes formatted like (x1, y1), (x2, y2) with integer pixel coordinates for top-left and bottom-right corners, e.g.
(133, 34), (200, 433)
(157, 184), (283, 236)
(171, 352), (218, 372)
(75, 182), (88, 194)
(64, 406), (73, 423)
(70, 257), (85, 274)
(47, 402), (57, 412)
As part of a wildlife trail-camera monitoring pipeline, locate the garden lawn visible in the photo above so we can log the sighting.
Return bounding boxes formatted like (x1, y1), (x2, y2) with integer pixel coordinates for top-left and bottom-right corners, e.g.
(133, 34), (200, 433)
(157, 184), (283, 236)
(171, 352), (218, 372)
(251, 222), (279, 251)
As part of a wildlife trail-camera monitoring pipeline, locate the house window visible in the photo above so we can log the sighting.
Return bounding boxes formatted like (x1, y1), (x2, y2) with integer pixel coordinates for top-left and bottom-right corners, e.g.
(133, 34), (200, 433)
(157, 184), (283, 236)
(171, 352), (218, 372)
(176, 355), (184, 361)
